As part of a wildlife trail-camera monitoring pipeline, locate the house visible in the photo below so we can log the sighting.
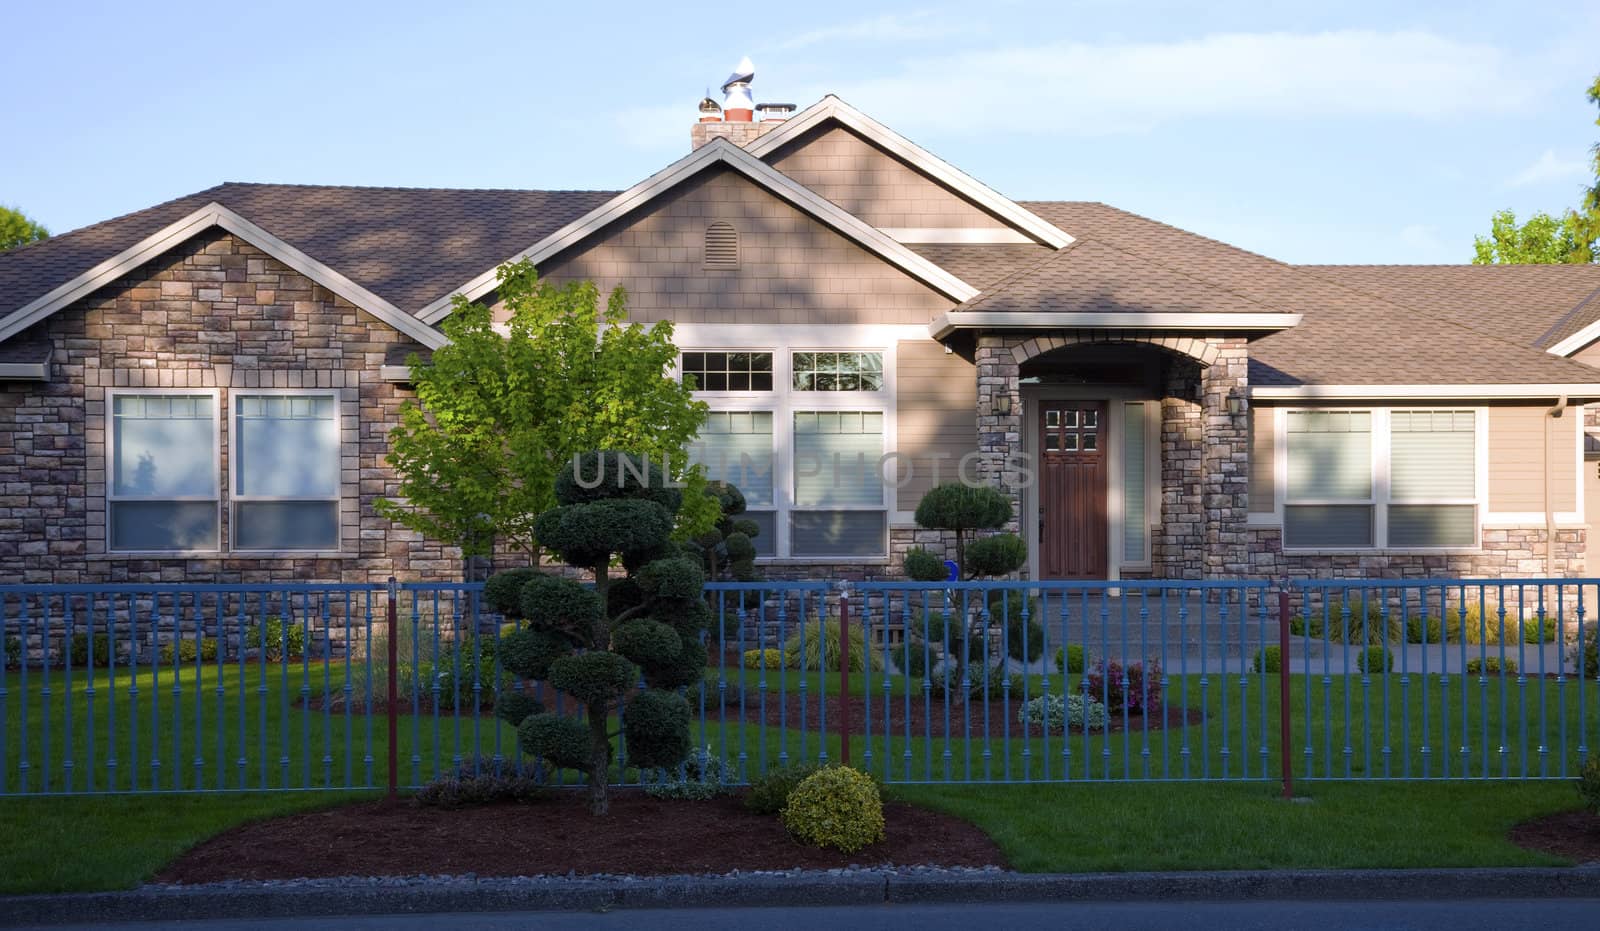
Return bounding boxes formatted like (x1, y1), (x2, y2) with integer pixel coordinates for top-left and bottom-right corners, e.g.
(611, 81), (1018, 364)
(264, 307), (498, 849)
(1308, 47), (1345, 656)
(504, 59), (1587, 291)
(5, 61), (1600, 586)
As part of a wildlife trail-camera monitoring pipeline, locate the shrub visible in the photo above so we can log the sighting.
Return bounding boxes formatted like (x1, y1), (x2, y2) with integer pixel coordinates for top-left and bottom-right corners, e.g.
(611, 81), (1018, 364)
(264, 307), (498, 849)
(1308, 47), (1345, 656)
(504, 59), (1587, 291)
(742, 648), (785, 670)
(621, 688), (692, 770)
(1084, 658), (1162, 713)
(642, 746), (738, 800)
(929, 657), (1009, 700)
(685, 481), (761, 582)
(415, 756), (547, 809)
(1054, 644), (1086, 674)
(965, 534), (1027, 578)
(493, 690), (544, 729)
(1578, 755), (1600, 817)
(3, 636), (17, 668)
(745, 762), (824, 815)
(68, 633), (113, 668)
(782, 766), (886, 854)
(902, 547), (948, 582)
(986, 593), (1045, 663)
(1466, 656), (1518, 676)
(781, 619), (883, 673)
(900, 638), (932, 678)
(1252, 646), (1282, 674)
(1445, 604), (1558, 646)
(245, 616), (306, 661)
(1358, 646), (1393, 674)
(425, 634), (511, 712)
(1570, 622), (1599, 680)
(159, 637), (219, 665)
(1017, 693), (1109, 731)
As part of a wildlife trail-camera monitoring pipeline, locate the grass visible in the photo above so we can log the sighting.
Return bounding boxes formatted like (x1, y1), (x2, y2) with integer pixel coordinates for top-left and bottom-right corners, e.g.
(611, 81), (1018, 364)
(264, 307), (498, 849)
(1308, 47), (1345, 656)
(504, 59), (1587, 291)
(896, 781), (1581, 872)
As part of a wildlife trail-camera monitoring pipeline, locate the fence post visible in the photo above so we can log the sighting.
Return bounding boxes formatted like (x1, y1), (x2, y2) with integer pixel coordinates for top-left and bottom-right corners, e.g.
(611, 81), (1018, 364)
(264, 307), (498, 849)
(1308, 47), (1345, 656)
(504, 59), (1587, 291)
(838, 583), (851, 768)
(386, 577), (399, 800)
(1278, 588), (1293, 800)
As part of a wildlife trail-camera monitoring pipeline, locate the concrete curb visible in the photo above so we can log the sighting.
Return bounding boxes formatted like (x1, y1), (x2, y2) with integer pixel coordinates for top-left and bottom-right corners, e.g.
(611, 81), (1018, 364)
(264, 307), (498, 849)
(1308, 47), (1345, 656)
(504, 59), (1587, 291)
(4, 866), (1598, 926)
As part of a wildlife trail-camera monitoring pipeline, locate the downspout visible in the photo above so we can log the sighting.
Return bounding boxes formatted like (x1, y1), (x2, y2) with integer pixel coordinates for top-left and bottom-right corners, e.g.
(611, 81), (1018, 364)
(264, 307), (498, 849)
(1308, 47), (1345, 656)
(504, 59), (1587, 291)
(1545, 394), (1569, 576)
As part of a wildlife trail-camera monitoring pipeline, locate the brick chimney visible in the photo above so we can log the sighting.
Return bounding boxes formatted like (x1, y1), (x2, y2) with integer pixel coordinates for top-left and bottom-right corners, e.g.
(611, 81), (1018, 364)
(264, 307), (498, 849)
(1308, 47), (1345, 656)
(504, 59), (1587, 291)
(690, 57), (795, 150)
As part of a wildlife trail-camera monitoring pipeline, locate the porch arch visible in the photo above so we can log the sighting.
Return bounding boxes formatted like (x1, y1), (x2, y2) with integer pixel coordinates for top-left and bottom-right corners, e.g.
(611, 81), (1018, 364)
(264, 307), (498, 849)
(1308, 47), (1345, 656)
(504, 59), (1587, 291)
(1007, 332), (1220, 368)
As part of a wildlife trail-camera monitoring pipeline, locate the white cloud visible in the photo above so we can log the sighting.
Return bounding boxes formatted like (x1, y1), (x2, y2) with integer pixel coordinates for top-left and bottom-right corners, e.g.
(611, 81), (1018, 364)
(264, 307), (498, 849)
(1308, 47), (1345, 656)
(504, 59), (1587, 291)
(779, 11), (967, 50)
(822, 30), (1538, 137)
(1508, 149), (1591, 188)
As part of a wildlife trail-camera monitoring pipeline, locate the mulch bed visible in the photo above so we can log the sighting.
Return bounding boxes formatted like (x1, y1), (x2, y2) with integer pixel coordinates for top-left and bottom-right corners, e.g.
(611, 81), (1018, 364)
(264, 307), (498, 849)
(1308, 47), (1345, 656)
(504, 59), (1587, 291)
(1508, 809), (1600, 864)
(155, 790), (1005, 884)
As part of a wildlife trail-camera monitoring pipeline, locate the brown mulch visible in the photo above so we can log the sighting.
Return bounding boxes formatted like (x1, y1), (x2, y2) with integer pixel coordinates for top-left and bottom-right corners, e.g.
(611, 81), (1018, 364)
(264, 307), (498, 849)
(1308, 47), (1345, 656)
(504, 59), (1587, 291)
(1508, 809), (1600, 864)
(155, 790), (1005, 884)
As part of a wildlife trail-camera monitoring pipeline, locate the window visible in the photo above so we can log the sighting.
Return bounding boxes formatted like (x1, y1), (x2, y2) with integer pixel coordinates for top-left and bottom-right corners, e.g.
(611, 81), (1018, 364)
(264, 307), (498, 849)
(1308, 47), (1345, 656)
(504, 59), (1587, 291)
(683, 346), (892, 559)
(1122, 402), (1148, 562)
(109, 393), (219, 551)
(792, 411), (886, 557)
(233, 394), (341, 551)
(1389, 410), (1476, 547)
(793, 352), (883, 392)
(704, 222), (738, 269)
(1282, 408), (1478, 549)
(680, 351), (773, 392)
(689, 411), (776, 557)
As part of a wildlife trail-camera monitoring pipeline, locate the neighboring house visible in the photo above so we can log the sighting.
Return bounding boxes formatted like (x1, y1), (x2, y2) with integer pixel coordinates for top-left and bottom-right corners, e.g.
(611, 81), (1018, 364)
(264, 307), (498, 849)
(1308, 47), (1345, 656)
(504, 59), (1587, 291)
(6, 67), (1600, 586)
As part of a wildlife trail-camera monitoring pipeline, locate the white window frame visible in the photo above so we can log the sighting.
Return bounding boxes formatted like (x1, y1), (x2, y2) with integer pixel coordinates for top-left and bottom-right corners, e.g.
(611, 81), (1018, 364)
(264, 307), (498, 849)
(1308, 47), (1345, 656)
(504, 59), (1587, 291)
(105, 387), (223, 556)
(676, 325), (901, 562)
(229, 388), (344, 555)
(1274, 406), (1487, 553)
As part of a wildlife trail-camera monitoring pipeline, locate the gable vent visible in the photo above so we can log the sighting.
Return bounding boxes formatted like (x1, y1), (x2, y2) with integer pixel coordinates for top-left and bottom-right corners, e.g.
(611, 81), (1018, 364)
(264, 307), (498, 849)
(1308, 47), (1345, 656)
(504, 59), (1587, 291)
(704, 222), (739, 269)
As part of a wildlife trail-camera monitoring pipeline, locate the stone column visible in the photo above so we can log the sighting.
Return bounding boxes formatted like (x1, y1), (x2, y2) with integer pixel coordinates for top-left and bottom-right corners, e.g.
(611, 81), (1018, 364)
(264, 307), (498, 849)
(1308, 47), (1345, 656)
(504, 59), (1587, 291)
(1200, 338), (1250, 578)
(975, 335), (1023, 533)
(1158, 359), (1204, 579)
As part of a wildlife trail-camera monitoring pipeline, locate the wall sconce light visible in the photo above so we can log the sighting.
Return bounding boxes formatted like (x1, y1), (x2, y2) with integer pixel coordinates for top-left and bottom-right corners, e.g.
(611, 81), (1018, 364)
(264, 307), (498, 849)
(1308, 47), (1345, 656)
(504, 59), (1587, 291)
(1226, 397), (1242, 415)
(994, 396), (1012, 415)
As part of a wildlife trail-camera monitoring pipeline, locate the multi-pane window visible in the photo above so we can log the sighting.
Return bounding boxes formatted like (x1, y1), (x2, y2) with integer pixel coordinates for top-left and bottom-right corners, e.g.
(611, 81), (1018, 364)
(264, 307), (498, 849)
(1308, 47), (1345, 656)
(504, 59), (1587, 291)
(679, 351), (773, 392)
(792, 351), (883, 392)
(682, 348), (891, 559)
(1283, 409), (1478, 549)
(109, 394), (219, 551)
(689, 411), (776, 557)
(233, 394), (341, 551)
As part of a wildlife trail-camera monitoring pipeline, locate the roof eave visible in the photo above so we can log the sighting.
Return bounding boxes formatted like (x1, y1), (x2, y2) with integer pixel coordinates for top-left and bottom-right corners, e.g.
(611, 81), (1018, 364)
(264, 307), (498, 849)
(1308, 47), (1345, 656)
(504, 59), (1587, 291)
(929, 311), (1302, 341)
(1251, 384), (1600, 401)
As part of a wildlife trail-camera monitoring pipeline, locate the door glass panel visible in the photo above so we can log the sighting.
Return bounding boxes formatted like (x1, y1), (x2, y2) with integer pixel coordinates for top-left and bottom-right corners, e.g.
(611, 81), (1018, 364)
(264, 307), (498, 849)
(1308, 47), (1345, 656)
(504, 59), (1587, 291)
(1062, 411), (1078, 428)
(1045, 433), (1059, 451)
(1062, 434), (1078, 451)
(1083, 410), (1098, 427)
(1045, 410), (1059, 427)
(1083, 434), (1097, 451)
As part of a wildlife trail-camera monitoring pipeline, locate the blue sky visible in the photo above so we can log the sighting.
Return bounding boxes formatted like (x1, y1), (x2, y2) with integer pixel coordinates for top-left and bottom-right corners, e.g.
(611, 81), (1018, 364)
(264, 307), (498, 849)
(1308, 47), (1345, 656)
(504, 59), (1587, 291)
(3, 1), (1596, 264)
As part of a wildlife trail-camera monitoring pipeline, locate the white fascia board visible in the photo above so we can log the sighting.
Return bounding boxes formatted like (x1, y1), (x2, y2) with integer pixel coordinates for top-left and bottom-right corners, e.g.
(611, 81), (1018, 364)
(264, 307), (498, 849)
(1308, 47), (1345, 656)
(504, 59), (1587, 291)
(880, 227), (1034, 244)
(930, 311), (1301, 340)
(745, 96), (1074, 250)
(0, 362), (48, 380)
(416, 139), (979, 324)
(1545, 326), (1600, 357)
(0, 203), (448, 351)
(1250, 384), (1600, 400)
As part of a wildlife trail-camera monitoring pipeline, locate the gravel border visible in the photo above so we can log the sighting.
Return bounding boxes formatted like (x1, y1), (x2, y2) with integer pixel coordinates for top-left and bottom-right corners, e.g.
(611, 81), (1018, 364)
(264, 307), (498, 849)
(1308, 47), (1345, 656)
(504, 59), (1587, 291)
(4, 865), (1599, 926)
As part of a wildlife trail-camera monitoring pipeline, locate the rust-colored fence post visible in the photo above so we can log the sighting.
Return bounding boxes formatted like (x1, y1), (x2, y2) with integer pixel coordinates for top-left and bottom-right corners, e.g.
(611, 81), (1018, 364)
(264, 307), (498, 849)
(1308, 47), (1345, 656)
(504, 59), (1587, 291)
(1278, 588), (1293, 800)
(386, 577), (399, 800)
(838, 584), (851, 768)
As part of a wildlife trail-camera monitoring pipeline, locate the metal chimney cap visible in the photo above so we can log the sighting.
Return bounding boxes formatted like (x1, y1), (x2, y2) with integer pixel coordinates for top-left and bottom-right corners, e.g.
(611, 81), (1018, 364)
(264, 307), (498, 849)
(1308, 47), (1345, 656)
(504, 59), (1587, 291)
(699, 96), (722, 114)
(721, 56), (755, 93)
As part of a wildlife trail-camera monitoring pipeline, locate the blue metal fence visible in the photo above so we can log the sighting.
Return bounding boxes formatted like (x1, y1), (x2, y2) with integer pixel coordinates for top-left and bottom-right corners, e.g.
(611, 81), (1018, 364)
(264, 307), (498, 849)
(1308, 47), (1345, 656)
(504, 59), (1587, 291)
(1, 577), (1595, 796)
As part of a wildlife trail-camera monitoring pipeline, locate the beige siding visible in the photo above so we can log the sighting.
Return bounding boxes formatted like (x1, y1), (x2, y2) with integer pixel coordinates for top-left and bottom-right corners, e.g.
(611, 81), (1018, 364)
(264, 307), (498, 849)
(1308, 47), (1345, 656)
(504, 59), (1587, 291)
(766, 124), (1010, 231)
(1569, 339), (1600, 367)
(1249, 405), (1275, 513)
(1488, 405), (1578, 512)
(526, 166), (953, 326)
(895, 339), (977, 512)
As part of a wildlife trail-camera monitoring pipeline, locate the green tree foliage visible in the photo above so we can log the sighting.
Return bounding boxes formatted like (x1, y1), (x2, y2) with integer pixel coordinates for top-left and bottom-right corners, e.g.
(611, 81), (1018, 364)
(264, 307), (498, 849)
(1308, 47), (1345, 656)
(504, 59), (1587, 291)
(485, 450), (707, 815)
(684, 481), (761, 581)
(377, 260), (711, 559)
(1473, 73), (1600, 264)
(0, 206), (48, 252)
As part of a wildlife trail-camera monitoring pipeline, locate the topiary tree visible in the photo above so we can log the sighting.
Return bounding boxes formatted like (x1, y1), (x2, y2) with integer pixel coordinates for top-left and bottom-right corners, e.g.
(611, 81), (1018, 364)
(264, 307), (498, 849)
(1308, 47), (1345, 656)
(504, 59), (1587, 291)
(899, 482), (1029, 693)
(485, 450), (708, 815)
(685, 480), (760, 582)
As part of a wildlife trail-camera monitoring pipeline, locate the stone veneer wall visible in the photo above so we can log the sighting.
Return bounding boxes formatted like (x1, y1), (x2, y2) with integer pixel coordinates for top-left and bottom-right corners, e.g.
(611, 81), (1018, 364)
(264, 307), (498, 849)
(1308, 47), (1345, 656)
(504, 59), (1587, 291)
(0, 229), (457, 584)
(1247, 527), (1587, 581)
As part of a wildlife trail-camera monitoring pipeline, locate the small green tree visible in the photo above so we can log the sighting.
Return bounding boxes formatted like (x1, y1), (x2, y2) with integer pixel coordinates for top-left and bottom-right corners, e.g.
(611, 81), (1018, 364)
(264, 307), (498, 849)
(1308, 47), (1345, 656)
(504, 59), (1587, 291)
(486, 450), (708, 816)
(378, 260), (712, 563)
(0, 206), (48, 252)
(685, 481), (761, 582)
(900, 482), (1029, 692)
(1472, 209), (1590, 265)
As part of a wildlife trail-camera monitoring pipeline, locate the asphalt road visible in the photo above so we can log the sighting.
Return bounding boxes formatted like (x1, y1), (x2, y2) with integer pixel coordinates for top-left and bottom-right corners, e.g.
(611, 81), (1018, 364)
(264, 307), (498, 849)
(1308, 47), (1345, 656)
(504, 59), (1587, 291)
(22, 899), (1600, 931)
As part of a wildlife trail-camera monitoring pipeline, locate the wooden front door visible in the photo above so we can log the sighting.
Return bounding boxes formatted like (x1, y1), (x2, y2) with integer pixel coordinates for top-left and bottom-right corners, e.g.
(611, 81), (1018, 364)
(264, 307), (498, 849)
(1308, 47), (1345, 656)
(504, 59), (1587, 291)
(1039, 401), (1108, 579)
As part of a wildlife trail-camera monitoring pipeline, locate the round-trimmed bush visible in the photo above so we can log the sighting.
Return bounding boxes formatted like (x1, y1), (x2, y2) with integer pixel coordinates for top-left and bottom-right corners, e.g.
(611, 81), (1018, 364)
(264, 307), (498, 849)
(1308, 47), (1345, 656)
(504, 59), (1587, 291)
(518, 713), (591, 771)
(519, 576), (603, 643)
(494, 690), (544, 728)
(534, 499), (675, 569)
(547, 652), (636, 706)
(555, 449), (682, 512)
(1358, 646), (1393, 674)
(782, 766), (886, 853)
(745, 761), (824, 815)
(640, 631), (707, 690)
(986, 593), (1044, 663)
(611, 619), (681, 668)
(1054, 644), (1086, 674)
(497, 628), (571, 681)
(743, 648), (785, 670)
(966, 533), (1027, 578)
(635, 557), (705, 602)
(913, 483), (1011, 534)
(902, 547), (948, 582)
(1466, 656), (1518, 676)
(622, 688), (691, 769)
(1252, 646), (1282, 674)
(484, 569), (539, 619)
